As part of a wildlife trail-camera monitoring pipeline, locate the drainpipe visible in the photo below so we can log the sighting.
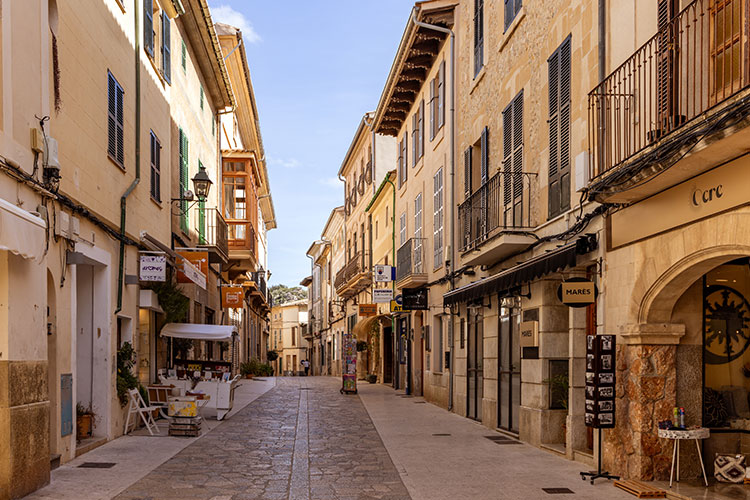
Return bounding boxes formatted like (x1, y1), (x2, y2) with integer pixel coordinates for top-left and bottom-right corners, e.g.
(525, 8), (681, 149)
(598, 0), (606, 82)
(412, 9), (456, 409)
(115, 0), (142, 314)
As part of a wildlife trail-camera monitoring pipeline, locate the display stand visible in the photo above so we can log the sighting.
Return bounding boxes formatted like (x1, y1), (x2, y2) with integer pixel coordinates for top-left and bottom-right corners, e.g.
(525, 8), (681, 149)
(580, 334), (619, 485)
(581, 430), (619, 484)
(340, 332), (357, 394)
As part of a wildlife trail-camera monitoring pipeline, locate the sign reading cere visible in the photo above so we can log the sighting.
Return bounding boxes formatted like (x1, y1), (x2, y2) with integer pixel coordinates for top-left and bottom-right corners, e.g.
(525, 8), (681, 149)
(391, 294), (404, 313)
(584, 334), (616, 429)
(176, 251), (208, 290)
(374, 265), (395, 282)
(519, 321), (539, 347)
(402, 287), (428, 310)
(221, 286), (244, 309)
(359, 304), (377, 317)
(139, 253), (167, 282)
(373, 288), (394, 303)
(557, 278), (598, 307)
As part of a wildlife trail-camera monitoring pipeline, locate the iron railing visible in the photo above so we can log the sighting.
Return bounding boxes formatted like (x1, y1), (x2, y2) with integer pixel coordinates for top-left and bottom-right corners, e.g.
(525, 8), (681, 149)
(194, 207), (228, 259)
(251, 269), (267, 300)
(396, 238), (426, 282)
(458, 170), (533, 252)
(589, 0), (750, 178)
(334, 251), (370, 290)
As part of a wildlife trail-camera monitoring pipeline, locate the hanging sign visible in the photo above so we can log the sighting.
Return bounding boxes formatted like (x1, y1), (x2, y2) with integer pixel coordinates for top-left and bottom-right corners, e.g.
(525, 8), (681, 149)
(177, 250), (208, 290)
(585, 334), (616, 429)
(374, 265), (395, 282)
(139, 253), (167, 282)
(557, 278), (598, 307)
(519, 321), (539, 348)
(359, 304), (377, 317)
(402, 287), (428, 310)
(221, 286), (244, 309)
(373, 288), (394, 303)
(390, 294), (404, 313)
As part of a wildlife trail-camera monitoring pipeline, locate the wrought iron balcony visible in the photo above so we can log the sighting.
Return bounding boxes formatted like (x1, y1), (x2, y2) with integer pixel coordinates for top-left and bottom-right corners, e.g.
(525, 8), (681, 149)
(194, 207), (228, 264)
(334, 251), (371, 296)
(396, 238), (427, 288)
(458, 170), (534, 252)
(589, 0), (750, 180)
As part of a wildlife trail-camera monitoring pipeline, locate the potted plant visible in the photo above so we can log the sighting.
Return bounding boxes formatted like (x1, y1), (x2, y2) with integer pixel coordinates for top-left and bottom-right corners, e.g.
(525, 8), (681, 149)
(240, 361), (254, 379)
(366, 374), (377, 384)
(76, 403), (95, 440)
(356, 340), (368, 352)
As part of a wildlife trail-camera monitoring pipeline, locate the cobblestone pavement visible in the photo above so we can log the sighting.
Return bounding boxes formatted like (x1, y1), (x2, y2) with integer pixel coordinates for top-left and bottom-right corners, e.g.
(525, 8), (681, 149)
(115, 377), (410, 500)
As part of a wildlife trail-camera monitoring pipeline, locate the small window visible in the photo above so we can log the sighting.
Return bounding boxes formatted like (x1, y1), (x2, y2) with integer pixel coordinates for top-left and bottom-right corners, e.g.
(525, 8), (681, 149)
(107, 72), (125, 168)
(505, 0), (523, 32)
(149, 131), (161, 202)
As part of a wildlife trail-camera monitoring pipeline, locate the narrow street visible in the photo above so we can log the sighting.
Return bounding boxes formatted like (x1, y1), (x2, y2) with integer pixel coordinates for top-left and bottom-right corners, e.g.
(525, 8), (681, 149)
(28, 377), (635, 500)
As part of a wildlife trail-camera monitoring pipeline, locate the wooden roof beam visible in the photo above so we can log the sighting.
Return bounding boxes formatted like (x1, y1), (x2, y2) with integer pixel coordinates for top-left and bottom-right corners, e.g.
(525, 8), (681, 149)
(391, 91), (417, 102)
(405, 54), (433, 69)
(401, 68), (426, 80)
(412, 40), (440, 56)
(384, 110), (407, 120)
(395, 80), (421, 92)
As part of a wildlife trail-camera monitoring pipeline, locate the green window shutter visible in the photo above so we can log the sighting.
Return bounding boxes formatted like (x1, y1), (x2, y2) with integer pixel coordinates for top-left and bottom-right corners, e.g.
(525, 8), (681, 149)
(181, 40), (187, 73)
(179, 129), (189, 232)
(161, 11), (171, 83)
(144, 0), (154, 57)
(198, 161), (206, 243)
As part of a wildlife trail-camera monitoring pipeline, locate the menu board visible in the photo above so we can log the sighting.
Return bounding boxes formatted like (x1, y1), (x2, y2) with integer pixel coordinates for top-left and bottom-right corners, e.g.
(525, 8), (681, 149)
(342, 332), (357, 393)
(585, 334), (616, 428)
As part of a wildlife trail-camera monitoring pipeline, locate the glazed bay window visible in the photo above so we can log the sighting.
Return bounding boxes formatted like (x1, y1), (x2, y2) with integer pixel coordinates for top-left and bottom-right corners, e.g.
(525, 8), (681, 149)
(223, 159), (257, 254)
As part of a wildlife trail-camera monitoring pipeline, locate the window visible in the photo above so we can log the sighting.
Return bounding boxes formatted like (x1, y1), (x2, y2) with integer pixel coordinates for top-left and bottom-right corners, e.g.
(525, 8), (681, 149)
(292, 327), (296, 346)
(144, 0), (154, 57)
(474, 0), (484, 76)
(418, 100), (424, 160)
(504, 0), (522, 31)
(414, 193), (423, 272)
(179, 128), (189, 232)
(223, 160), (257, 244)
(107, 72), (124, 168)
(399, 213), (407, 246)
(433, 168), (444, 268)
(438, 61), (445, 130)
(411, 114), (418, 167)
(433, 316), (443, 372)
(430, 76), (436, 140)
(548, 37), (571, 218)
(503, 92), (523, 227)
(181, 39), (187, 73)
(161, 11), (171, 83)
(463, 145), (472, 197)
(398, 133), (408, 187)
(149, 131), (161, 202)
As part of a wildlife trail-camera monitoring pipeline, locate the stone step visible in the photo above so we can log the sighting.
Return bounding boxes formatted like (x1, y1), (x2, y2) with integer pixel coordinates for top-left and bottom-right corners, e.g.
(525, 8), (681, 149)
(50, 453), (61, 470)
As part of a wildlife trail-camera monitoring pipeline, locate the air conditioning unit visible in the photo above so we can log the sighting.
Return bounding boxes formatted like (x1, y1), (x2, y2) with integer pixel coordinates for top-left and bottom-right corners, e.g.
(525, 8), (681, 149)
(54, 209), (80, 240)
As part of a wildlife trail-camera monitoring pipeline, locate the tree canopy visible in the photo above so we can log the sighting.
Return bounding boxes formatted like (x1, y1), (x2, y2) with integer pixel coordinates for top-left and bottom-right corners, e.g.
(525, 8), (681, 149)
(270, 284), (307, 305)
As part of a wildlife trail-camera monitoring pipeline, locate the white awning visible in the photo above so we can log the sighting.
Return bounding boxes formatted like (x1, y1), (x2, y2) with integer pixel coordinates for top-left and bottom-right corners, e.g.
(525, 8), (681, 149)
(0, 197), (45, 260)
(160, 323), (237, 341)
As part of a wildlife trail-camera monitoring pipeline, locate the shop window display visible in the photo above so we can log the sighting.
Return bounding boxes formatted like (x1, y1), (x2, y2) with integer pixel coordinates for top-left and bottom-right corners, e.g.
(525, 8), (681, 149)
(703, 258), (750, 429)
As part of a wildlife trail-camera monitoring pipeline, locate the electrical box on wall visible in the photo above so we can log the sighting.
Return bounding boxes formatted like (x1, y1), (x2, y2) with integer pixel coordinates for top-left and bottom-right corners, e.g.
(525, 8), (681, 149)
(30, 128), (45, 153)
(54, 210), (80, 240)
(574, 152), (590, 192)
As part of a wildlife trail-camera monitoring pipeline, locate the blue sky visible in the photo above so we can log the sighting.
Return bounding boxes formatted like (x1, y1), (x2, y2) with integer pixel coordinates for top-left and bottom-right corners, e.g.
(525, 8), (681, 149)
(209, 2), (414, 288)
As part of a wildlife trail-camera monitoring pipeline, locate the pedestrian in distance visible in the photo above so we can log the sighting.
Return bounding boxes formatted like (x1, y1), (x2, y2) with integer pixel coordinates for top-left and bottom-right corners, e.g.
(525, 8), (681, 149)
(302, 359), (310, 376)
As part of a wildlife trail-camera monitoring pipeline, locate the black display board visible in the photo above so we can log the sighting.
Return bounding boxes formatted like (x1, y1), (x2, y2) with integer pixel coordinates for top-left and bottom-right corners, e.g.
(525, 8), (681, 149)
(584, 334), (616, 429)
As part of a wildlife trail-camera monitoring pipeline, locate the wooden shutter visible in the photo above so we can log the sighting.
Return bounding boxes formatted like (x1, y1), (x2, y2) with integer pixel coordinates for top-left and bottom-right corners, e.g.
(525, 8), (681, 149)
(474, 0), (484, 75)
(108, 73), (124, 167)
(150, 132), (160, 201)
(502, 103), (513, 207)
(412, 114), (417, 166)
(656, 0), (676, 126)
(438, 61), (445, 129)
(419, 99), (425, 158)
(179, 129), (189, 231)
(548, 38), (571, 218)
(161, 11), (171, 83)
(480, 127), (489, 183)
(398, 137), (404, 188)
(430, 78), (436, 140)
(144, 0), (154, 57)
(513, 93), (524, 205)
(404, 134), (408, 181)
(463, 147), (472, 196)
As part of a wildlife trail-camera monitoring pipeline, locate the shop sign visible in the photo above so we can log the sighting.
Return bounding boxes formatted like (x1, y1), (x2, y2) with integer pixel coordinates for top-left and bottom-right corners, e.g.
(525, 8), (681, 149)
(402, 287), (428, 310)
(139, 253), (166, 282)
(359, 304), (377, 317)
(557, 279), (598, 307)
(390, 294), (404, 313)
(373, 288), (394, 303)
(221, 286), (244, 309)
(374, 265), (395, 282)
(519, 321), (539, 347)
(610, 154), (750, 248)
(177, 250), (208, 290)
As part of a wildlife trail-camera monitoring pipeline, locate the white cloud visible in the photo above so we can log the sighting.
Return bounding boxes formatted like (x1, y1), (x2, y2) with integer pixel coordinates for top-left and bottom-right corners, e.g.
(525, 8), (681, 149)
(319, 177), (343, 188)
(268, 156), (301, 169)
(210, 5), (261, 44)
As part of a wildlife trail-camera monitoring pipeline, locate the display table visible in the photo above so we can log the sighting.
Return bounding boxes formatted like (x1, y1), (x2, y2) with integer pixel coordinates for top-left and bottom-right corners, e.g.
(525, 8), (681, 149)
(658, 427), (710, 487)
(192, 375), (241, 420)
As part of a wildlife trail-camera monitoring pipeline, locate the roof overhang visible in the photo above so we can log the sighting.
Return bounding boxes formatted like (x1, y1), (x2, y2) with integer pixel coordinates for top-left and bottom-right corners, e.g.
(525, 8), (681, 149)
(160, 323), (238, 341)
(300, 276), (313, 287)
(373, 3), (456, 137)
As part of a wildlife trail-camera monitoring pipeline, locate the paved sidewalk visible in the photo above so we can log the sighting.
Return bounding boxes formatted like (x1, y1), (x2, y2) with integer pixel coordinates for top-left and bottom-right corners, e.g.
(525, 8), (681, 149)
(357, 382), (632, 500)
(25, 378), (276, 500)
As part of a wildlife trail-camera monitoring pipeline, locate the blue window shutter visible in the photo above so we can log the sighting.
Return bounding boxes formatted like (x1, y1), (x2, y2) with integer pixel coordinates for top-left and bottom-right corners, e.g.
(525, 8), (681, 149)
(144, 0), (154, 57)
(161, 11), (171, 83)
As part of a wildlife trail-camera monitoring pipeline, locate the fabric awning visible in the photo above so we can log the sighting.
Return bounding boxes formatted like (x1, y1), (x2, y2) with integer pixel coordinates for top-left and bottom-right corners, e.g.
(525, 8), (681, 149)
(0, 197), (45, 260)
(160, 323), (238, 341)
(443, 236), (597, 306)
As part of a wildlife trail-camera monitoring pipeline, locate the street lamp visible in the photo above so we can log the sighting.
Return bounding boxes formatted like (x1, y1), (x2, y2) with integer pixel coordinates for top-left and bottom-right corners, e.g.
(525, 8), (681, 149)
(171, 165), (213, 214)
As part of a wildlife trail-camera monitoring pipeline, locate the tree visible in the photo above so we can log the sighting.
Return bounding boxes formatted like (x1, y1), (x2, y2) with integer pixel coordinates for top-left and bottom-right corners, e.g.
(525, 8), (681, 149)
(270, 284), (307, 305)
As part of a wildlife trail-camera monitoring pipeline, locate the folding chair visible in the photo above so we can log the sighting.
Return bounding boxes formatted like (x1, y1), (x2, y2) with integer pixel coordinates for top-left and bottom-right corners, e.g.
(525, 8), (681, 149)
(124, 388), (160, 436)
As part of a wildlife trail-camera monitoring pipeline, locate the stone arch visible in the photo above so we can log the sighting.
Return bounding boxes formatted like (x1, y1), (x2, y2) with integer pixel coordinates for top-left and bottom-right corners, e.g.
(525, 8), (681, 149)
(639, 244), (750, 324)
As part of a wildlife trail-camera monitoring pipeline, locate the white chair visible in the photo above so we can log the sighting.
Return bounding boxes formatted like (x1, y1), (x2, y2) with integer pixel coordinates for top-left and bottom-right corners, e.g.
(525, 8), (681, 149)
(124, 388), (160, 436)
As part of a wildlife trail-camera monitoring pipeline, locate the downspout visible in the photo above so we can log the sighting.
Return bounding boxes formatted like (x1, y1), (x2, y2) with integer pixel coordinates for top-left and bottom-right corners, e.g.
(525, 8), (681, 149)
(116, 0), (142, 314)
(412, 10), (455, 409)
(598, 0), (606, 82)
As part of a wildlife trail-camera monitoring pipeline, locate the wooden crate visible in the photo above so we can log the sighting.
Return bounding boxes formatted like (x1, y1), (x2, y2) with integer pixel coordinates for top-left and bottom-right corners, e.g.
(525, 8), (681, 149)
(613, 479), (666, 498)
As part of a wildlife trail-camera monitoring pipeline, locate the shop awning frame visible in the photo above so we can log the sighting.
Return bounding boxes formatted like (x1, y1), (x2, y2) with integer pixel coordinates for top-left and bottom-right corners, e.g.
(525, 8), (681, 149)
(443, 235), (597, 306)
(160, 323), (238, 341)
(0, 197), (46, 260)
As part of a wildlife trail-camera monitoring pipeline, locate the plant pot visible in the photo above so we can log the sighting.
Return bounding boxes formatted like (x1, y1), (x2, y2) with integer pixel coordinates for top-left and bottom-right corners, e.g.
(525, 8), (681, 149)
(77, 414), (93, 440)
(245, 374), (254, 379)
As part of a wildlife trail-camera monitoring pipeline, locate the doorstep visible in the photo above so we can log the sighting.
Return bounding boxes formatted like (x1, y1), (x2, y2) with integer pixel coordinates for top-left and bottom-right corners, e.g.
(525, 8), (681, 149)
(541, 442), (566, 456)
(74, 436), (107, 457)
(573, 448), (595, 468)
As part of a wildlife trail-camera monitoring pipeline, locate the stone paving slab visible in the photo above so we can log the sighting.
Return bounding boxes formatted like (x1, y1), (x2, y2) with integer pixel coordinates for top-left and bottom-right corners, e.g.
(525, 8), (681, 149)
(115, 377), (410, 500)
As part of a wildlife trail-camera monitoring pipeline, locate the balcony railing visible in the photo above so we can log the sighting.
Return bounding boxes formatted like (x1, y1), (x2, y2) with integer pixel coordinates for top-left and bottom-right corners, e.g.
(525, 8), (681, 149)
(334, 251), (370, 291)
(250, 270), (267, 300)
(458, 170), (533, 252)
(589, 0), (750, 179)
(194, 207), (228, 262)
(396, 238), (426, 283)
